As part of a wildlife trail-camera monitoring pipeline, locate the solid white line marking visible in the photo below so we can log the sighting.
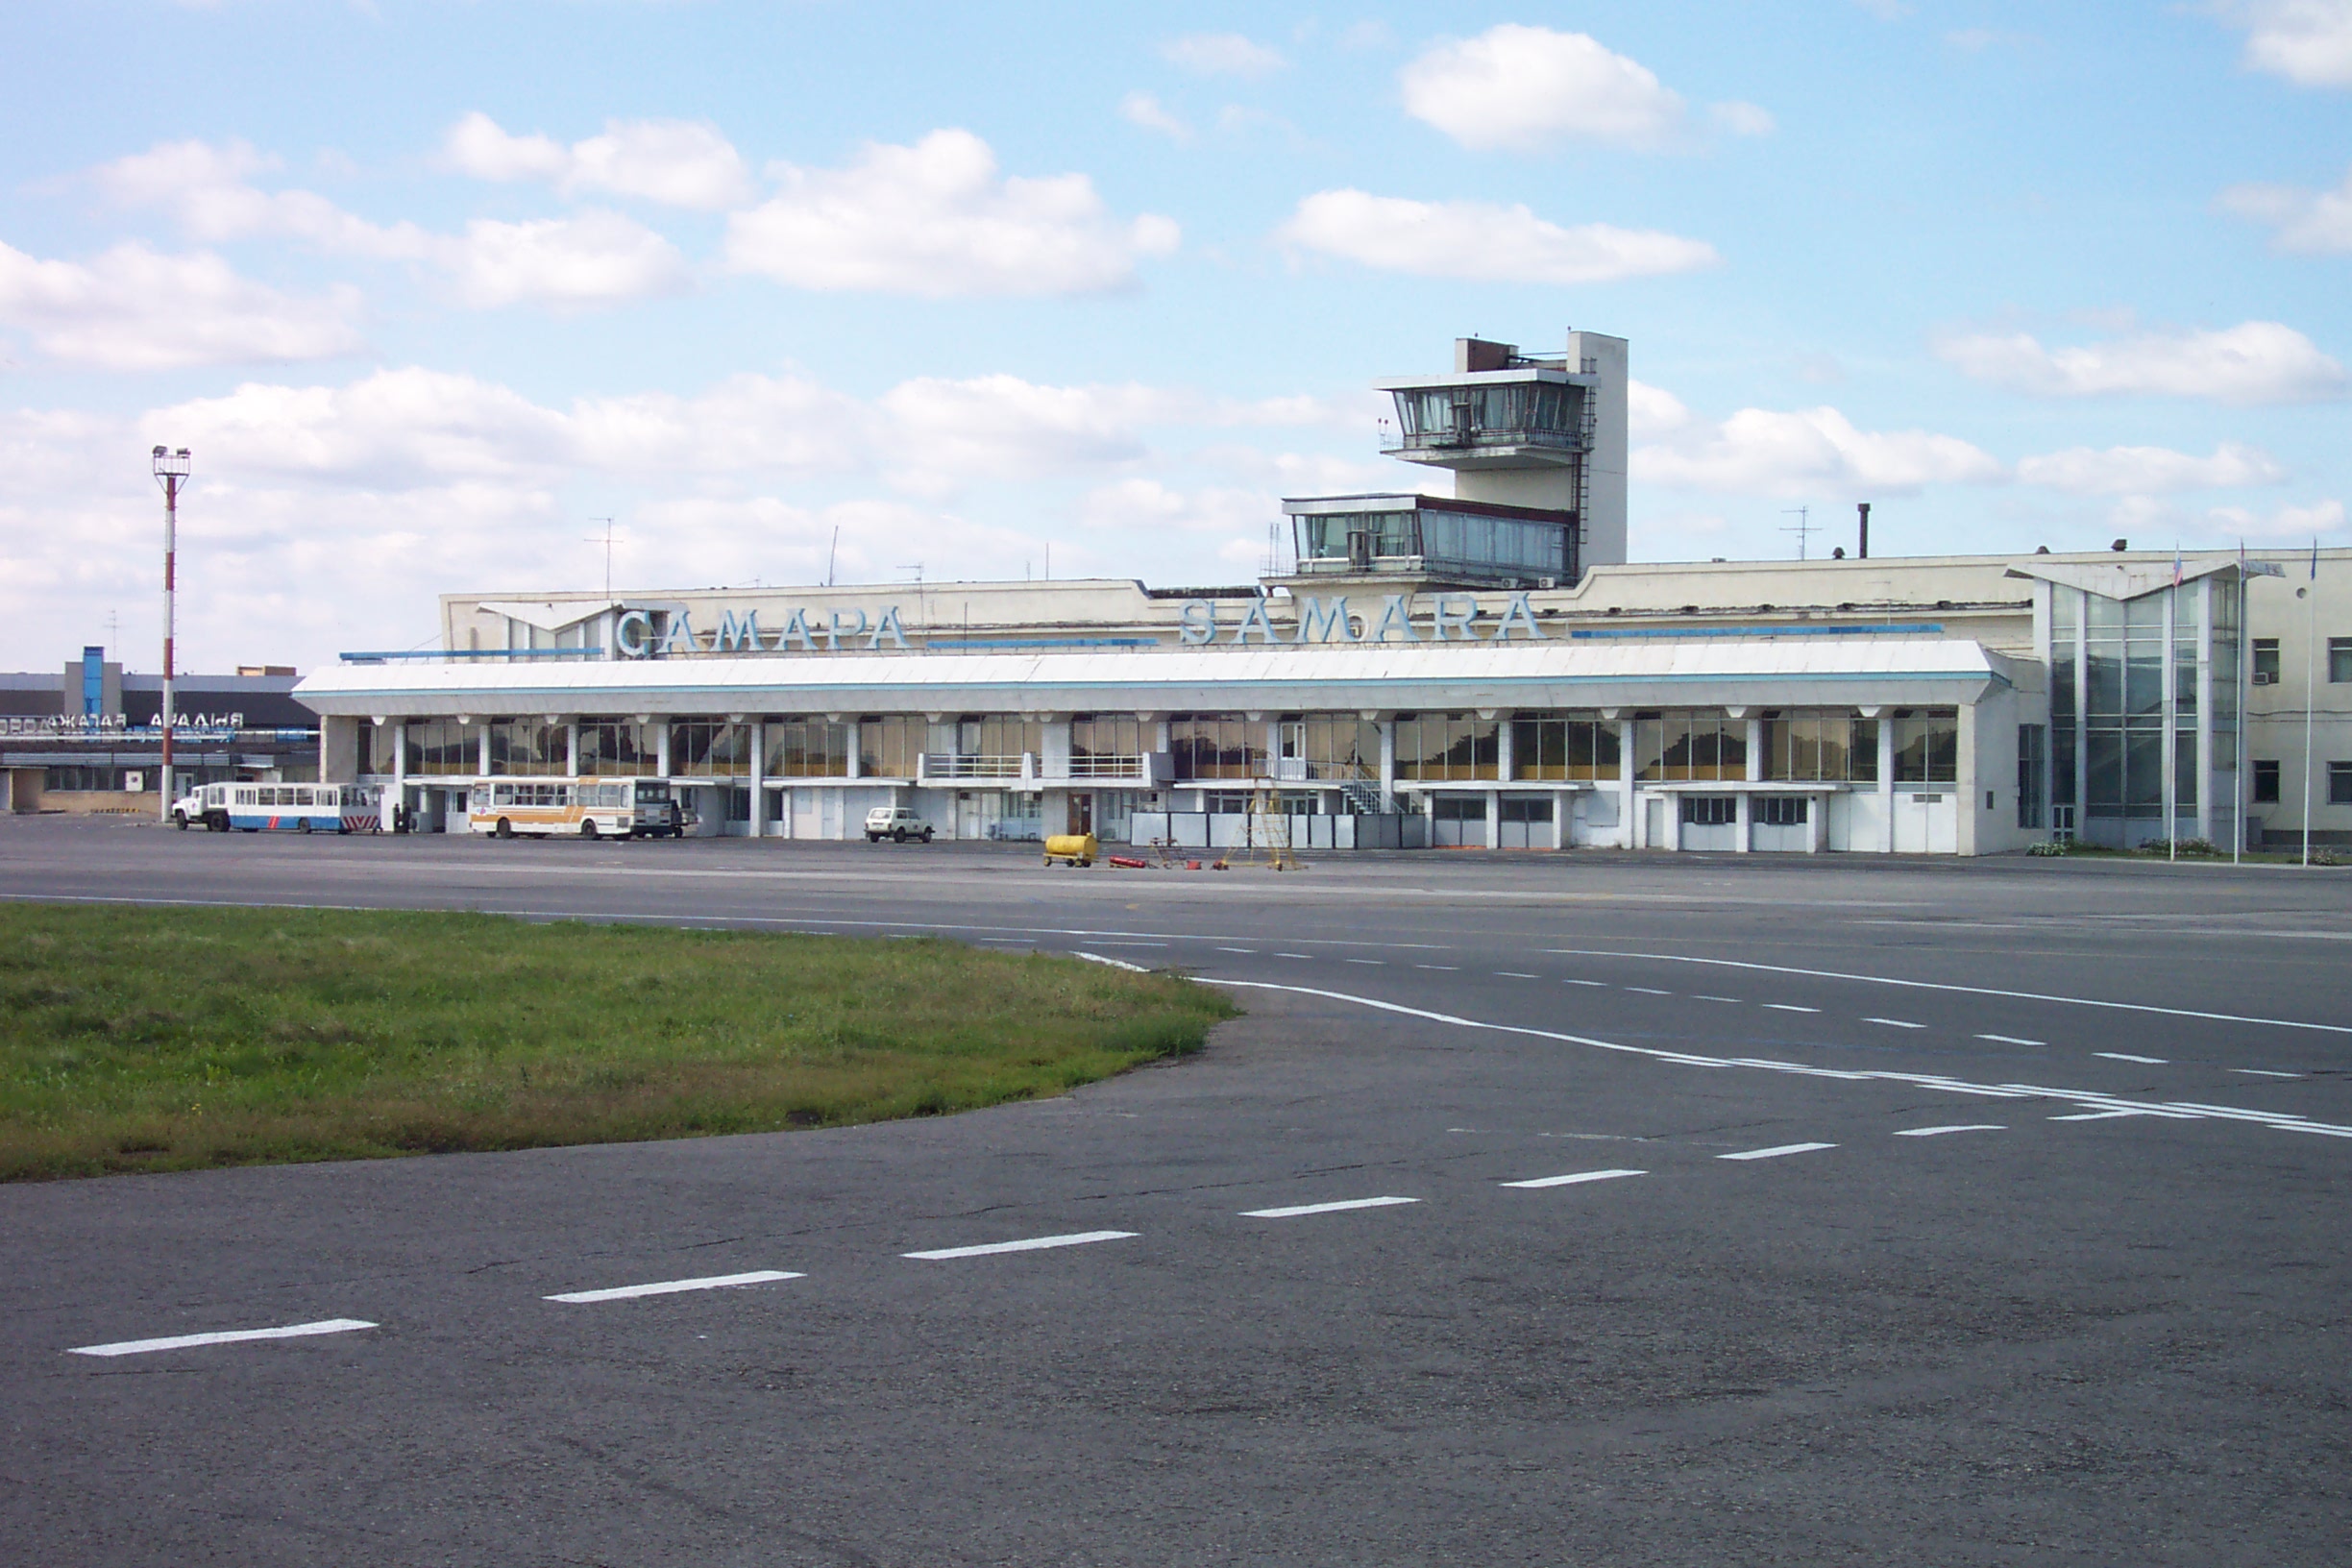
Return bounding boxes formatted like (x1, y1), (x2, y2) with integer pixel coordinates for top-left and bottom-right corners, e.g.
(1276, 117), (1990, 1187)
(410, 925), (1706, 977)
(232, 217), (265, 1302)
(1073, 950), (1150, 972)
(546, 1270), (801, 1304)
(1894, 1124), (2006, 1138)
(2095, 1052), (2168, 1065)
(1501, 1168), (1647, 1188)
(68, 1318), (377, 1358)
(1975, 1033), (2045, 1046)
(904, 1231), (1137, 1261)
(1496, 971), (1538, 979)
(2234, 1068), (2303, 1078)
(1242, 1196), (1419, 1218)
(1563, 978), (1605, 987)
(1539, 947), (2352, 1036)
(1863, 1017), (1925, 1029)
(1625, 987), (1673, 995)
(1197, 979), (2352, 1140)
(1764, 1003), (1820, 1013)
(1089, 941), (1169, 948)
(1719, 1142), (1838, 1161)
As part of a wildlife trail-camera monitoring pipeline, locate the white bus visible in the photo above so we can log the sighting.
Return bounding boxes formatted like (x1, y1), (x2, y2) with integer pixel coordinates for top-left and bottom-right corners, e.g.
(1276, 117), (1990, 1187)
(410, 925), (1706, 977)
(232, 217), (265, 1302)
(466, 776), (681, 839)
(179, 781), (380, 834)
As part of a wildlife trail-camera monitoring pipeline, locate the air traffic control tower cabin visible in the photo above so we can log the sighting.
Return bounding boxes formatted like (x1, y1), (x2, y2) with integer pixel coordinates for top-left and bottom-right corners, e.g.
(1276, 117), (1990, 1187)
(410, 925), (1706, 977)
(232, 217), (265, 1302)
(1281, 333), (1629, 595)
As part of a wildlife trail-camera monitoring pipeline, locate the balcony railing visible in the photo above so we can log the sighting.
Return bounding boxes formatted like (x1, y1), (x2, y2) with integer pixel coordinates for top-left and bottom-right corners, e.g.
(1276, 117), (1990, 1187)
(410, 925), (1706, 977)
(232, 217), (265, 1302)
(1069, 753), (1147, 778)
(920, 752), (1032, 779)
(1381, 425), (1581, 455)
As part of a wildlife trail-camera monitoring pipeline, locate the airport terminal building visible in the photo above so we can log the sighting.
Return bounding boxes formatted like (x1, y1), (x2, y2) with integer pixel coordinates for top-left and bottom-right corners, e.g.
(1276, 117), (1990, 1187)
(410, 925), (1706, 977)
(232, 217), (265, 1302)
(294, 337), (2352, 856)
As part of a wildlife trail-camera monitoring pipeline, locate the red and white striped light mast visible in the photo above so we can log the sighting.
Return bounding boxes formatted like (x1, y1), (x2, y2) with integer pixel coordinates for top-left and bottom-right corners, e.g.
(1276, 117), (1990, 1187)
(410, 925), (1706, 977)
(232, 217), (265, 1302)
(151, 445), (191, 821)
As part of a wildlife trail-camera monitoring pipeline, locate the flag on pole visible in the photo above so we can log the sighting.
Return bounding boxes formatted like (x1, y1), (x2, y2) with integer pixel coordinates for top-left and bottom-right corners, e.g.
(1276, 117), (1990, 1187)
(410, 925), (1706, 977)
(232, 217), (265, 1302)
(2314, 539), (2322, 580)
(2172, 544), (2183, 588)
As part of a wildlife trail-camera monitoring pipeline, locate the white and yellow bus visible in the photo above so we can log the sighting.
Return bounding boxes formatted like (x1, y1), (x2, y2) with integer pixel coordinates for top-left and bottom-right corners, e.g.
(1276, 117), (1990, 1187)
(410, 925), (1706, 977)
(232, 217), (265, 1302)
(466, 777), (681, 839)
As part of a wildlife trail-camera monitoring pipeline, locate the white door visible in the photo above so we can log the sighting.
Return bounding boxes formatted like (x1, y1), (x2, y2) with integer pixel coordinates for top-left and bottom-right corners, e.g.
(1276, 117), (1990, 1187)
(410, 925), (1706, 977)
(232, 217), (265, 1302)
(1643, 796), (1665, 848)
(1895, 791), (1957, 853)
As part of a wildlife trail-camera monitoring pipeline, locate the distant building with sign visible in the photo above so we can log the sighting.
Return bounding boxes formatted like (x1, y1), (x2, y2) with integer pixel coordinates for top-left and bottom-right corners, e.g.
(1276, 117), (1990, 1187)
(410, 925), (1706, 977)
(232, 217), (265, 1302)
(291, 335), (2352, 855)
(1, 648), (318, 814)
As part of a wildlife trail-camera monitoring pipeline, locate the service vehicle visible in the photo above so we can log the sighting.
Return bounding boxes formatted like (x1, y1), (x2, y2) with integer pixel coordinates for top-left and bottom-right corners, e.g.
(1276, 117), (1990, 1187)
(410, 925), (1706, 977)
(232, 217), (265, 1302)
(865, 805), (935, 843)
(467, 776), (681, 839)
(180, 781), (380, 834)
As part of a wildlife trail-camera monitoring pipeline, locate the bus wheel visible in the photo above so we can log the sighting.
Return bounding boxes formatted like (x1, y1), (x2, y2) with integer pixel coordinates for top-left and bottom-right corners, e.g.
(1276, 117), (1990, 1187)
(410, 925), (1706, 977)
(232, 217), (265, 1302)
(297, 819), (311, 834)
(580, 820), (599, 840)
(496, 818), (513, 839)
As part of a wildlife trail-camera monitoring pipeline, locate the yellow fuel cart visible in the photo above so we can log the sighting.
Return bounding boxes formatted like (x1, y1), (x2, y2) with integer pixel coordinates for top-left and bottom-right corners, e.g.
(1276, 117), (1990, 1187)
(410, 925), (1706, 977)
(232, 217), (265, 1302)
(1043, 832), (1099, 868)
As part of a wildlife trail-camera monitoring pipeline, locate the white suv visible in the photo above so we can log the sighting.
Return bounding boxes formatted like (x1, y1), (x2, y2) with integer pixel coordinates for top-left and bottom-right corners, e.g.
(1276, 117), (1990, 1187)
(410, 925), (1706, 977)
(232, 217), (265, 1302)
(865, 805), (935, 844)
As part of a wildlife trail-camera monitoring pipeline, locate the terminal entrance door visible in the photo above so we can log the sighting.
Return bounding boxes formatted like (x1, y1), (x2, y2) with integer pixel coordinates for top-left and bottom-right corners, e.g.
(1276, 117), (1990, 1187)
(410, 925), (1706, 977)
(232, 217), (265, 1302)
(1067, 793), (1093, 836)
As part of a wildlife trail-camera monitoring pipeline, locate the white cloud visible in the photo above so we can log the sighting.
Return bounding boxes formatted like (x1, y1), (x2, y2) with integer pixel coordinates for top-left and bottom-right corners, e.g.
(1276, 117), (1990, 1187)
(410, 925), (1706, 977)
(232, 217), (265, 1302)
(1709, 101), (1776, 136)
(1400, 25), (1686, 150)
(1634, 404), (2004, 497)
(441, 211), (691, 308)
(1119, 91), (1193, 142)
(90, 136), (687, 308)
(2206, 497), (2346, 537)
(1159, 33), (1286, 77)
(2219, 164), (2352, 253)
(724, 130), (1179, 297)
(1277, 189), (1720, 284)
(2208, 1), (2352, 87)
(1079, 478), (1271, 537)
(443, 111), (753, 208)
(0, 240), (364, 370)
(1627, 380), (1694, 438)
(1936, 321), (2347, 404)
(2016, 442), (2287, 495)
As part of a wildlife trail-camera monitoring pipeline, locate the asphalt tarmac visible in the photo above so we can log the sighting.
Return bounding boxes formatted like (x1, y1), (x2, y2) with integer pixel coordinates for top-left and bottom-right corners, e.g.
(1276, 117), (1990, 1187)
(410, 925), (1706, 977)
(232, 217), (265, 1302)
(3, 814), (2348, 1566)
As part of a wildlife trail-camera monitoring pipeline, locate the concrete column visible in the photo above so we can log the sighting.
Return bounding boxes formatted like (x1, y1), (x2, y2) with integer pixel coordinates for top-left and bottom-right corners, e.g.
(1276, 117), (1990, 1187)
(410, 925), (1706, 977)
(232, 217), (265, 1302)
(1807, 793), (1825, 853)
(1043, 717), (1071, 781)
(1494, 713), (1514, 784)
(478, 723), (492, 778)
(749, 722), (767, 838)
(1665, 793), (1682, 852)
(1957, 703), (1980, 857)
(1485, 788), (1501, 849)
(1378, 721), (1396, 801)
(1877, 716), (1897, 852)
(845, 721), (862, 779)
(1746, 716), (1765, 781)
(1734, 791), (1752, 853)
(1615, 716), (1635, 848)
(656, 723), (671, 778)
(566, 723), (579, 777)
(389, 722), (407, 831)
(2193, 577), (2214, 845)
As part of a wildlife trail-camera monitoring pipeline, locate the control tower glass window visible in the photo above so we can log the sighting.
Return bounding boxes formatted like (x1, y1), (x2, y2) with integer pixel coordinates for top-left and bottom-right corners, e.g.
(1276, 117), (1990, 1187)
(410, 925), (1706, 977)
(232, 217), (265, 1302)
(1392, 383), (1577, 449)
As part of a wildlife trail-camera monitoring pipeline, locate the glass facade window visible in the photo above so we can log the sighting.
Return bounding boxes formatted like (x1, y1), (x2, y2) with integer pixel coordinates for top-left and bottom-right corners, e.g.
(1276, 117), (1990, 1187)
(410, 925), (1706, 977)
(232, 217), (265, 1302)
(1275, 715), (1377, 780)
(2017, 723), (2046, 828)
(858, 715), (925, 778)
(1891, 709), (1959, 785)
(1395, 713), (1499, 781)
(1431, 795), (1488, 822)
(1630, 712), (1747, 782)
(1291, 504), (1570, 578)
(1391, 381), (1578, 447)
(957, 715), (1041, 764)
(2252, 639), (2280, 684)
(488, 721), (564, 776)
(2050, 581), (2217, 822)
(669, 721), (751, 777)
(2254, 759), (2280, 803)
(1070, 714), (1144, 777)
(1756, 796), (1809, 827)
(1510, 714), (1621, 780)
(2333, 763), (2352, 805)
(766, 719), (850, 777)
(1762, 711), (1874, 782)
(1169, 714), (1262, 780)
(404, 720), (474, 775)
(2331, 639), (2352, 683)
(577, 720), (655, 777)
(1679, 796), (1737, 826)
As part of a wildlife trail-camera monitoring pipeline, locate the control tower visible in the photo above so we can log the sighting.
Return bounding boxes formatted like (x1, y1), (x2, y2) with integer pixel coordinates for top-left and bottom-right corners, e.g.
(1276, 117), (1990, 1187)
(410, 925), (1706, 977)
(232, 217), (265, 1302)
(1278, 332), (1629, 593)
(1377, 332), (1628, 569)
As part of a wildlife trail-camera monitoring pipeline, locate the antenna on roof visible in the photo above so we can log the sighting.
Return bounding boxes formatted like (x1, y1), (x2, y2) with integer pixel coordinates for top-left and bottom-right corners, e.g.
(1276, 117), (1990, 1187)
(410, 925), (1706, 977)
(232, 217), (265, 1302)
(1780, 505), (1816, 561)
(586, 518), (619, 599)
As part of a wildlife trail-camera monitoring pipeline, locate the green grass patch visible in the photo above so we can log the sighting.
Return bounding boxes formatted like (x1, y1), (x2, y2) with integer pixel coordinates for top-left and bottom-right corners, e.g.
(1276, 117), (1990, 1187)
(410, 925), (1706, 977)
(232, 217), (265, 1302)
(0, 903), (1237, 1182)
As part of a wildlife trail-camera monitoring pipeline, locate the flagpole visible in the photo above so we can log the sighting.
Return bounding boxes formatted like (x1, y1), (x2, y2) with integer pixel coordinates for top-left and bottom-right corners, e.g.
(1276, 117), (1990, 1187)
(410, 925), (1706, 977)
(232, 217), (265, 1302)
(2233, 543), (2245, 866)
(2304, 541), (2318, 869)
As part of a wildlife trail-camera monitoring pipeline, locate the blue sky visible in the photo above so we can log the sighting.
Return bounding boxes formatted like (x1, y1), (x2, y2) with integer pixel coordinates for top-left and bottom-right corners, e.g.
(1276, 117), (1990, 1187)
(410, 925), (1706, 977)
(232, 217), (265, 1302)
(3, 2), (2347, 672)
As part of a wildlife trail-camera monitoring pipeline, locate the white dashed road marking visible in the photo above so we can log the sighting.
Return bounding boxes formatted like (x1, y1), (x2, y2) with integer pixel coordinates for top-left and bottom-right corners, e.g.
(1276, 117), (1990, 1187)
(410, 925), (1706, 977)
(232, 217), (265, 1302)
(1719, 1142), (1838, 1162)
(1215, 946), (1256, 954)
(1345, 958), (1385, 966)
(1074, 951), (1150, 973)
(1276, 952), (1311, 960)
(69, 1318), (377, 1358)
(1500, 1168), (1647, 1189)
(546, 1270), (800, 1304)
(1764, 1003), (1820, 1013)
(2052, 1111), (2166, 1122)
(1625, 987), (1673, 996)
(2095, 1052), (2168, 1065)
(2234, 1068), (2303, 1078)
(1563, 978), (1606, 987)
(1496, 971), (1538, 979)
(1864, 1017), (1925, 1029)
(1242, 1196), (1420, 1218)
(1975, 1034), (2045, 1046)
(1694, 995), (1743, 1004)
(904, 1231), (1138, 1261)
(1416, 964), (1459, 971)
(1894, 1125), (2006, 1138)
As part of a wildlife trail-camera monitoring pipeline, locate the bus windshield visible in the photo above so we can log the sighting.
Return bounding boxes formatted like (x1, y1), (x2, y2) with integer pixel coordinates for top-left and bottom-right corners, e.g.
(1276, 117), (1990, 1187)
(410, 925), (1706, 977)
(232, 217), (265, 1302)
(634, 782), (672, 802)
